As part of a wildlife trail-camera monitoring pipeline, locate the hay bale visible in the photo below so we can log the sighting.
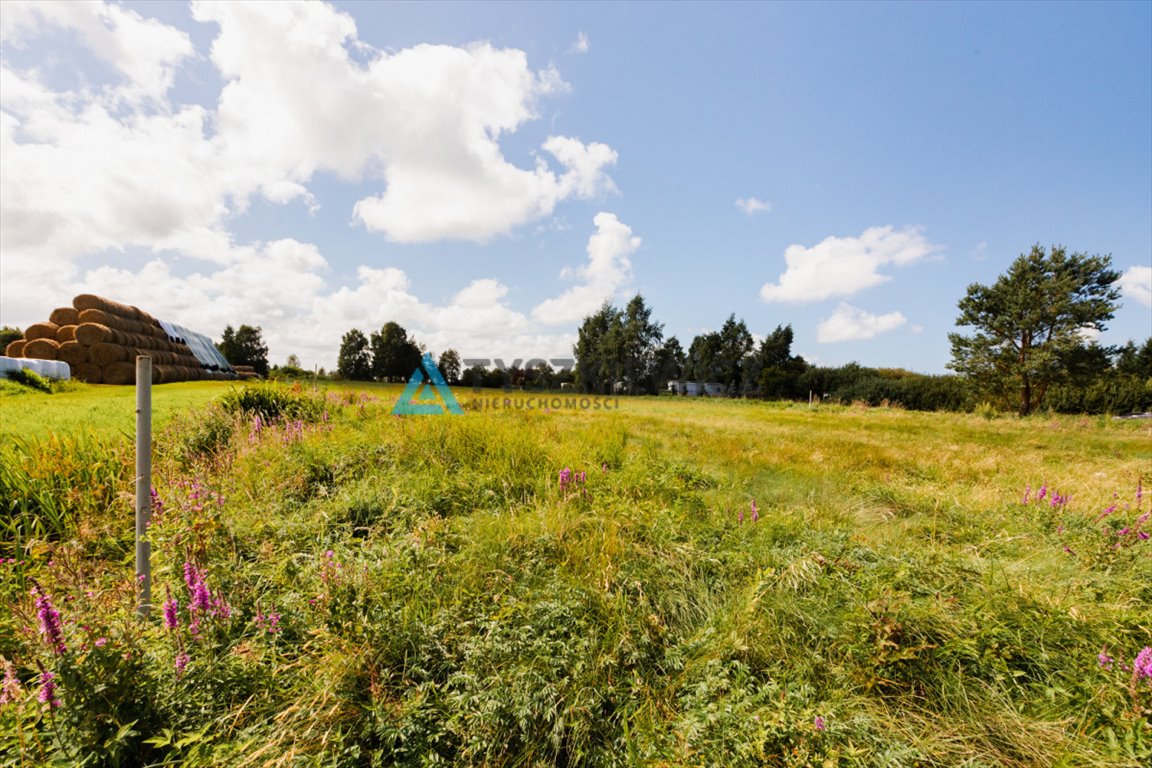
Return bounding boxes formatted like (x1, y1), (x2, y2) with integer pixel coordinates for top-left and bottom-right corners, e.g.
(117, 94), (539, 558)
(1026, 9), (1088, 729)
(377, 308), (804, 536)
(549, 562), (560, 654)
(5, 340), (26, 357)
(102, 362), (135, 385)
(24, 322), (60, 341)
(56, 325), (78, 342)
(75, 323), (122, 346)
(73, 294), (141, 320)
(89, 343), (129, 366)
(73, 363), (103, 384)
(77, 308), (124, 329)
(57, 341), (89, 366)
(24, 338), (61, 360)
(49, 307), (80, 326)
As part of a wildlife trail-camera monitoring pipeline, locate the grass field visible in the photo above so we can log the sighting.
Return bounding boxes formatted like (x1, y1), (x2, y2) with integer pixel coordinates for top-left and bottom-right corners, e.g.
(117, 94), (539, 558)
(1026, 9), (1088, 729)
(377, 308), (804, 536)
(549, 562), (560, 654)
(1, 380), (1149, 766)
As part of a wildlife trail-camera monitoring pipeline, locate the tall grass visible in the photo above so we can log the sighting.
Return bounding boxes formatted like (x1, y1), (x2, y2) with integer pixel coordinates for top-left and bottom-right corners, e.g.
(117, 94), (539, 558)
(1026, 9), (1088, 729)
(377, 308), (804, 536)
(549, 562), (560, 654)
(1, 387), (1149, 766)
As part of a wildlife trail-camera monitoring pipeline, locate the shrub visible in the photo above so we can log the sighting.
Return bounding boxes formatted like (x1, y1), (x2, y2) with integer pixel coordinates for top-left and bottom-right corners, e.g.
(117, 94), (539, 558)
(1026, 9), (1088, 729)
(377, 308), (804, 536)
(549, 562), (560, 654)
(219, 382), (327, 423)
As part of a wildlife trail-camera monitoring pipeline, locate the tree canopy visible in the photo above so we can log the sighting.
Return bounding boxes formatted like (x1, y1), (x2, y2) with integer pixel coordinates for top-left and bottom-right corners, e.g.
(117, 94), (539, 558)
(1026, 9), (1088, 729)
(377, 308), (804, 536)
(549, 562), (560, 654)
(370, 322), (422, 382)
(217, 324), (269, 376)
(337, 329), (372, 381)
(947, 244), (1121, 414)
(437, 349), (462, 385)
(574, 296), (664, 394)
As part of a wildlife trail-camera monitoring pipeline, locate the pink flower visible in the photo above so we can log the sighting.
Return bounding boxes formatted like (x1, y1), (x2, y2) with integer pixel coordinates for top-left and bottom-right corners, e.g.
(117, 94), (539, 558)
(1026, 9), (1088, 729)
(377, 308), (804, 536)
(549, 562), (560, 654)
(1134, 647), (1152, 680)
(751, 500), (759, 523)
(814, 715), (826, 731)
(163, 589), (180, 631)
(33, 588), (66, 655)
(38, 671), (60, 708)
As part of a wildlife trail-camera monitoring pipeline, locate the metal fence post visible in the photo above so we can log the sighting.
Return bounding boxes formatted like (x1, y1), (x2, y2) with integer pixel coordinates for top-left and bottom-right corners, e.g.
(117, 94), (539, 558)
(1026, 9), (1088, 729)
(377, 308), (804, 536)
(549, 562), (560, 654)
(136, 356), (152, 618)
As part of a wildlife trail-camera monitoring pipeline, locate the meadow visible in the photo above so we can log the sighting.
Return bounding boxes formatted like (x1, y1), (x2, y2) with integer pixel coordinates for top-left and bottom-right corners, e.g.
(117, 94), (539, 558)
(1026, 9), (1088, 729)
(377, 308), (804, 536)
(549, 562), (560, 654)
(0, 380), (1149, 767)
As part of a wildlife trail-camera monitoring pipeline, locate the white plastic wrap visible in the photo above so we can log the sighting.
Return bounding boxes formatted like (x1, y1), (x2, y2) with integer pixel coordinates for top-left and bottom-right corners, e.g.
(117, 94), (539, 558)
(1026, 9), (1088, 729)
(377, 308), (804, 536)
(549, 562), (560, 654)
(0, 356), (71, 380)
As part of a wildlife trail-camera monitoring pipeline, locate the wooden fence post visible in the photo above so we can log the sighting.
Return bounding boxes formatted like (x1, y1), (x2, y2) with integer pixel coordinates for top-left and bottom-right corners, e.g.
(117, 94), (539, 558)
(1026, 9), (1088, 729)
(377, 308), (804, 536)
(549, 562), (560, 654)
(136, 356), (152, 618)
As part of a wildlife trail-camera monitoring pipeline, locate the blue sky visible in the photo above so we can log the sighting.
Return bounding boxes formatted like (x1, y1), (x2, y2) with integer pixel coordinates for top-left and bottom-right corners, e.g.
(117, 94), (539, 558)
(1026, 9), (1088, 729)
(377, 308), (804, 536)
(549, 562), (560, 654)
(2, 0), (1149, 372)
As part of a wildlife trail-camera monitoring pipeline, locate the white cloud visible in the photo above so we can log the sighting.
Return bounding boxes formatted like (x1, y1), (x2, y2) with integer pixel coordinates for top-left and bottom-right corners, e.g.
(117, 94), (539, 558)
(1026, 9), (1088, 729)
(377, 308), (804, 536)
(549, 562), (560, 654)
(0, 0), (194, 104)
(760, 225), (942, 303)
(195, 1), (616, 243)
(0, 1), (615, 367)
(570, 31), (589, 54)
(59, 246), (573, 370)
(531, 213), (640, 325)
(0, 0), (618, 291)
(736, 197), (773, 215)
(1118, 265), (1152, 308)
(815, 303), (907, 343)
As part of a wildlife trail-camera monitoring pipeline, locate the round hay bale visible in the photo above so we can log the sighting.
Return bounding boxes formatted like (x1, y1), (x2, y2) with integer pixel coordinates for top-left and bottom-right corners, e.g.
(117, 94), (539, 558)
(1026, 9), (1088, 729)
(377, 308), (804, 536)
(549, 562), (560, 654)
(74, 322), (113, 347)
(77, 308), (124, 329)
(25, 322), (60, 341)
(5, 339), (26, 357)
(73, 363), (103, 383)
(73, 294), (141, 319)
(56, 325), (78, 342)
(24, 338), (61, 359)
(49, 307), (80, 326)
(90, 343), (129, 366)
(57, 341), (89, 366)
(102, 362), (135, 385)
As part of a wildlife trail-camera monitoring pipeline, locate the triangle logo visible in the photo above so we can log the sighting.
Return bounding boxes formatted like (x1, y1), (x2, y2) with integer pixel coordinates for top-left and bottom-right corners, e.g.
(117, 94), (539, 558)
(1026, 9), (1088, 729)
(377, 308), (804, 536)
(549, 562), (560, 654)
(393, 353), (464, 415)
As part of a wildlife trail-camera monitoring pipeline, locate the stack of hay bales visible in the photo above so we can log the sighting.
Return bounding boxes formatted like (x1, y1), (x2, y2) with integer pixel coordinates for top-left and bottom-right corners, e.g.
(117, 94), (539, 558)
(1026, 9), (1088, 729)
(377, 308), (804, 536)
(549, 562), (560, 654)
(4, 295), (236, 385)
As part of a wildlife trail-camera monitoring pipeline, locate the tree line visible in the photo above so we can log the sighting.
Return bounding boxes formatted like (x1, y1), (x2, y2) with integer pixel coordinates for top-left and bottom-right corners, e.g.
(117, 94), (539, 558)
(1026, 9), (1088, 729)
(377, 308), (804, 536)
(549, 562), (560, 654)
(572, 245), (1150, 415)
(50, 243), (1141, 416)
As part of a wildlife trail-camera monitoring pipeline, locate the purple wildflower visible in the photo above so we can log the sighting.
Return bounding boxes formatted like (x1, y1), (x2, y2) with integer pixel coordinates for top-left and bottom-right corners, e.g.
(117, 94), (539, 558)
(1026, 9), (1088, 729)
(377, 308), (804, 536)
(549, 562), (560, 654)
(1098, 651), (1114, 669)
(38, 671), (60, 709)
(1134, 647), (1152, 680)
(1022, 484), (1031, 504)
(0, 658), (22, 705)
(174, 653), (190, 676)
(738, 510), (744, 524)
(94, 637), (107, 647)
(1037, 484), (1047, 501)
(751, 500), (759, 523)
(164, 589), (179, 631)
(559, 467), (572, 492)
(33, 588), (66, 655)
(254, 604), (282, 634)
(1139, 532), (1149, 540)
(184, 562), (211, 614)
(814, 715), (826, 731)
(1138, 480), (1144, 504)
(1096, 504), (1117, 521)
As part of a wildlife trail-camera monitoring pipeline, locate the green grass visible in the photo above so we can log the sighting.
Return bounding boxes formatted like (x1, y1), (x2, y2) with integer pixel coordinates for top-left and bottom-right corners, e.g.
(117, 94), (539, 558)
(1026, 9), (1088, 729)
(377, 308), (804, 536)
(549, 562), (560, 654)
(1, 386), (1149, 766)
(0, 381), (235, 440)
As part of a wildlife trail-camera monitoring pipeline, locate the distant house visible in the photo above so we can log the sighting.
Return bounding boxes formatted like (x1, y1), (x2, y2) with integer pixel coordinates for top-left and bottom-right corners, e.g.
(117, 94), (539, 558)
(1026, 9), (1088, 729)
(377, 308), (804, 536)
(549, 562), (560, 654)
(667, 380), (726, 397)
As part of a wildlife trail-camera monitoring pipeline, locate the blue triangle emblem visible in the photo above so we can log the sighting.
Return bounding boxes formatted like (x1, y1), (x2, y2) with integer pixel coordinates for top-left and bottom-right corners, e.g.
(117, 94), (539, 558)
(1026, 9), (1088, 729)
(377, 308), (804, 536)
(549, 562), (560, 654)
(393, 353), (464, 415)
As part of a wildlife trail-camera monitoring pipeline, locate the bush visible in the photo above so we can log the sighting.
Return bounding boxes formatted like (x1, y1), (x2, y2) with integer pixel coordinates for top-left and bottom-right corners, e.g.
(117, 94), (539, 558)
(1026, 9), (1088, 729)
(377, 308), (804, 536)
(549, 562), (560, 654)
(218, 382), (327, 423)
(5, 368), (52, 393)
